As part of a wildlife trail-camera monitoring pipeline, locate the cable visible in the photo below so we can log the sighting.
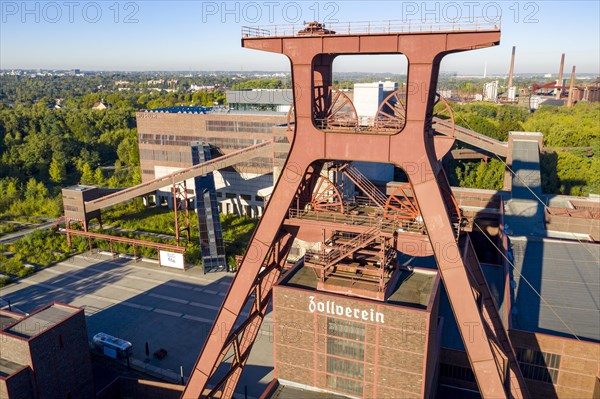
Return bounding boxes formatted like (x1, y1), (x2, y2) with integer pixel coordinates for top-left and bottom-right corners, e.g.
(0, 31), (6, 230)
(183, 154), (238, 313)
(472, 220), (582, 342)
(455, 112), (600, 264)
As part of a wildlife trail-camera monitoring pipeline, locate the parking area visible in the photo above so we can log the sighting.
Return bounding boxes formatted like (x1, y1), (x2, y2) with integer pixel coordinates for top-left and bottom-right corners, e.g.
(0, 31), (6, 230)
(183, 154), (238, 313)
(0, 253), (275, 398)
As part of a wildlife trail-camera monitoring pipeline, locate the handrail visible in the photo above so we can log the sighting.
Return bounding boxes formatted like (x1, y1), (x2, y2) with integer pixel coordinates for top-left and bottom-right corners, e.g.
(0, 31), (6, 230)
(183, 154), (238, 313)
(342, 165), (387, 207)
(242, 17), (500, 38)
(288, 208), (424, 233)
(306, 224), (381, 266)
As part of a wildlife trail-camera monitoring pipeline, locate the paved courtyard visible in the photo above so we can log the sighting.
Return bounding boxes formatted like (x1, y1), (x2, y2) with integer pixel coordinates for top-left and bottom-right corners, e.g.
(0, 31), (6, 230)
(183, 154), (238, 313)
(0, 253), (275, 398)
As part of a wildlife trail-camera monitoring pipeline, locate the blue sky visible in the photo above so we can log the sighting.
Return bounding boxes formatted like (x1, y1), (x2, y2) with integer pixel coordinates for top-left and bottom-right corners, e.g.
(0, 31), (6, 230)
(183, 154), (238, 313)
(1, 1), (599, 75)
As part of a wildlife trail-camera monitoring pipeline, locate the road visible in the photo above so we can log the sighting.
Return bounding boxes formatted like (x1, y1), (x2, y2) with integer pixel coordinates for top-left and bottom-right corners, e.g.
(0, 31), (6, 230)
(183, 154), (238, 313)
(0, 254), (274, 398)
(0, 219), (59, 244)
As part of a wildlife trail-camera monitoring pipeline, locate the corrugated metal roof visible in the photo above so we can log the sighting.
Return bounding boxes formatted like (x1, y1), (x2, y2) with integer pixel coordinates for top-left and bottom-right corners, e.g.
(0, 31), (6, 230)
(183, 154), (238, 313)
(510, 237), (600, 342)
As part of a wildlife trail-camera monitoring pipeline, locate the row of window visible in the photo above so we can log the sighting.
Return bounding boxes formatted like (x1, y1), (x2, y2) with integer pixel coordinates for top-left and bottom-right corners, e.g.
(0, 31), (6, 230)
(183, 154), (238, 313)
(139, 134), (262, 148)
(140, 149), (273, 169)
(441, 348), (562, 385)
(143, 189), (266, 204)
(206, 120), (275, 134)
(439, 363), (476, 383)
(140, 149), (193, 163)
(516, 348), (561, 384)
(516, 348), (561, 370)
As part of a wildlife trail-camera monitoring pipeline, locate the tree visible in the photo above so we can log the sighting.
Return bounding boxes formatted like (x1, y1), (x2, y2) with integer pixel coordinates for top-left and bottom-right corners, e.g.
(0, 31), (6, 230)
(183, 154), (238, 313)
(49, 156), (66, 184)
(24, 178), (48, 200)
(93, 168), (105, 186)
(80, 162), (94, 185)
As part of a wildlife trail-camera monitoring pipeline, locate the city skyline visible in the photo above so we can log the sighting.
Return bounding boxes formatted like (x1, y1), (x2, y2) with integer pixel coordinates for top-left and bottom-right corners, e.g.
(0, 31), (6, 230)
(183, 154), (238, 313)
(1, 1), (599, 74)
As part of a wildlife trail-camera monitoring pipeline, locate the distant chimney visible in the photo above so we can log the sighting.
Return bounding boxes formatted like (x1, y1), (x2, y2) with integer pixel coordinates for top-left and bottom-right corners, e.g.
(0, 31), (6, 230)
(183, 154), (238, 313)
(556, 53), (565, 99)
(507, 46), (516, 89)
(567, 65), (576, 107)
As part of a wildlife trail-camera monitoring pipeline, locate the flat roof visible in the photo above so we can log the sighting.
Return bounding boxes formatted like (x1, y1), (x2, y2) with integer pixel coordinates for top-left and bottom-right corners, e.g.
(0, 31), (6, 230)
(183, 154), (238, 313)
(387, 268), (437, 309)
(0, 357), (26, 378)
(509, 237), (600, 342)
(146, 106), (213, 114)
(282, 264), (437, 310)
(3, 303), (79, 339)
(141, 107), (287, 117)
(0, 311), (23, 330)
(268, 383), (349, 399)
(226, 89), (293, 105)
(63, 185), (96, 192)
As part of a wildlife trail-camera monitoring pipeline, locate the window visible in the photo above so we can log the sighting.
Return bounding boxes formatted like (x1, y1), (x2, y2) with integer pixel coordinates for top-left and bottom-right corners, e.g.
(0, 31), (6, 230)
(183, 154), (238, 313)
(326, 318), (365, 396)
(326, 375), (363, 396)
(516, 348), (561, 384)
(439, 363), (476, 383)
(225, 193), (237, 199)
(206, 120), (274, 134)
(327, 357), (364, 379)
(327, 318), (365, 341)
(58, 334), (64, 349)
(327, 337), (364, 360)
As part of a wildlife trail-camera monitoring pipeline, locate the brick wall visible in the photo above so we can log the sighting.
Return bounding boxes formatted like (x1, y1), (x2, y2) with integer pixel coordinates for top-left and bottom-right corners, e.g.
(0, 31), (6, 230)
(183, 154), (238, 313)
(1, 367), (35, 399)
(28, 310), (95, 399)
(273, 286), (437, 398)
(439, 331), (600, 398)
(0, 335), (31, 367)
(510, 329), (600, 399)
(136, 112), (286, 178)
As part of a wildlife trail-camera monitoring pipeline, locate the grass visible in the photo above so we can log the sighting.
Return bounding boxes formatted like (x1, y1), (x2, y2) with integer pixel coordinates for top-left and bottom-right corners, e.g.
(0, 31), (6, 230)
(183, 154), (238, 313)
(0, 204), (258, 286)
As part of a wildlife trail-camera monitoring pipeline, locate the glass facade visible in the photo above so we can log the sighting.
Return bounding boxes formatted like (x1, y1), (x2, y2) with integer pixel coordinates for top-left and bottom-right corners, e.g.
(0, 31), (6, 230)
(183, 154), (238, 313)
(326, 317), (365, 396)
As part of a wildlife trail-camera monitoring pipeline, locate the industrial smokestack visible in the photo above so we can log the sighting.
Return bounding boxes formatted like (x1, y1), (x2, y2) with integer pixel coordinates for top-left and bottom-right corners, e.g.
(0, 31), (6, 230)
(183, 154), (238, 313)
(556, 53), (565, 99)
(507, 46), (516, 89)
(567, 65), (576, 107)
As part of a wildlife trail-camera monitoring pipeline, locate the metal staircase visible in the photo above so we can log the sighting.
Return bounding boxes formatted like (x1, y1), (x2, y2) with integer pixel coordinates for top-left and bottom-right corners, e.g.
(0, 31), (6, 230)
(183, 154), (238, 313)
(341, 164), (388, 208)
(305, 224), (381, 267)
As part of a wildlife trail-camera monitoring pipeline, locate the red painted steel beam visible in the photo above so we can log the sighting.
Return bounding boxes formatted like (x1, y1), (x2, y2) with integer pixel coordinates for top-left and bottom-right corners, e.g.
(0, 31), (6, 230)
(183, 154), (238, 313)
(183, 21), (528, 399)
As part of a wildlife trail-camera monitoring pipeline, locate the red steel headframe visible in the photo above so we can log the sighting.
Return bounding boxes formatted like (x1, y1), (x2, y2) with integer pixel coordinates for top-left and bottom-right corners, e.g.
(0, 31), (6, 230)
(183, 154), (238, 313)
(182, 22), (528, 399)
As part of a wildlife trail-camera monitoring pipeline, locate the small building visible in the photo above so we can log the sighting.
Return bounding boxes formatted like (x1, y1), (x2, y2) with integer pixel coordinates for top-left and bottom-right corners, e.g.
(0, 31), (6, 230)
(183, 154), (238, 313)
(92, 101), (111, 110)
(0, 303), (95, 399)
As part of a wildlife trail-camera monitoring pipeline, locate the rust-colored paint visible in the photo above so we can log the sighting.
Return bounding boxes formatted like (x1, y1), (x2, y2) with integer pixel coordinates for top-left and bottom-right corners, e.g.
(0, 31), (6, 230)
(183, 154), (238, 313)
(182, 24), (529, 399)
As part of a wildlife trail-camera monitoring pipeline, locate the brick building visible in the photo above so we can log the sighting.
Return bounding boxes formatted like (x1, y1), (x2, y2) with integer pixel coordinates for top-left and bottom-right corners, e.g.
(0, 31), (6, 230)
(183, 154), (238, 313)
(273, 266), (440, 398)
(136, 107), (289, 218)
(0, 303), (95, 399)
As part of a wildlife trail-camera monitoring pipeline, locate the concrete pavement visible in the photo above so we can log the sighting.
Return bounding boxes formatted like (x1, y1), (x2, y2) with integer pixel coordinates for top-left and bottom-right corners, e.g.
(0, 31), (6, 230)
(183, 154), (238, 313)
(0, 253), (275, 398)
